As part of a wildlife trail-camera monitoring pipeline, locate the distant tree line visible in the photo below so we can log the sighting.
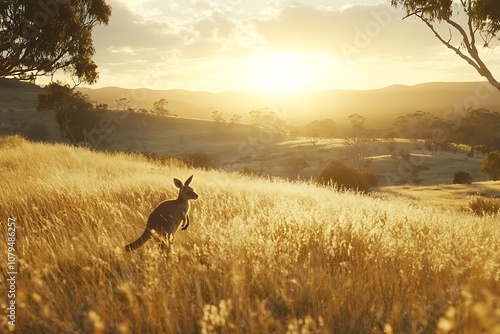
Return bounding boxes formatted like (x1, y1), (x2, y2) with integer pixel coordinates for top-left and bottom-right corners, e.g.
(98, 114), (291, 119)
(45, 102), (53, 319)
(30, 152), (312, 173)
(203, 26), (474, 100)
(308, 109), (500, 186)
(392, 109), (500, 155)
(303, 109), (500, 154)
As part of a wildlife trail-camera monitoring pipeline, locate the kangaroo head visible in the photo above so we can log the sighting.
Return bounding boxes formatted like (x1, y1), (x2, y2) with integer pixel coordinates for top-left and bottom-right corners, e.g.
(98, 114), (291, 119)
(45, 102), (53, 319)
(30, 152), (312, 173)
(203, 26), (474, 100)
(173, 175), (199, 201)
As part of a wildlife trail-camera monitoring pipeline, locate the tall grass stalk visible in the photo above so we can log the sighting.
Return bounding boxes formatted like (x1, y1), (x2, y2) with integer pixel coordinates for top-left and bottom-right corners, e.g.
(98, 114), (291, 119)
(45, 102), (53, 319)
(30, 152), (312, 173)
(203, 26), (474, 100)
(1, 136), (499, 333)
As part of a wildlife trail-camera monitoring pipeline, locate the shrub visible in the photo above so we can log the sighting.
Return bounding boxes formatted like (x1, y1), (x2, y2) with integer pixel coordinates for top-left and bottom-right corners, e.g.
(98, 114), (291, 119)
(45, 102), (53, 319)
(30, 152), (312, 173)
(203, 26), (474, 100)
(363, 169), (380, 188)
(286, 154), (309, 176)
(317, 159), (379, 192)
(453, 171), (473, 184)
(25, 122), (50, 142)
(481, 151), (500, 181)
(184, 152), (214, 169)
(38, 82), (102, 144)
(399, 149), (411, 162)
(468, 196), (500, 216)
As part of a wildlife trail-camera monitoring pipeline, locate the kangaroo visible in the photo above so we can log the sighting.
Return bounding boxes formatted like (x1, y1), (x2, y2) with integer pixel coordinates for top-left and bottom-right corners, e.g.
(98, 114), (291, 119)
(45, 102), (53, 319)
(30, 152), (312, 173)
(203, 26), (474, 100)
(125, 175), (199, 252)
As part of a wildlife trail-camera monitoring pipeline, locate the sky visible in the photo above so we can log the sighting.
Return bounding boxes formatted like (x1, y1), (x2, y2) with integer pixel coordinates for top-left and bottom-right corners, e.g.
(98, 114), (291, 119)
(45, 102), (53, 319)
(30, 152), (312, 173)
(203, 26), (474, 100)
(67, 0), (500, 93)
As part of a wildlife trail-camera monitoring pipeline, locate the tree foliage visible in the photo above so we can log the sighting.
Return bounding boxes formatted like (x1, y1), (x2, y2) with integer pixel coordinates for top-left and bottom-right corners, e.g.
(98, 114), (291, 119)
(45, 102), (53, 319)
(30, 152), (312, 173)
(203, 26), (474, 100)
(113, 98), (133, 112)
(451, 109), (500, 152)
(395, 110), (444, 153)
(38, 82), (104, 144)
(0, 0), (111, 84)
(395, 110), (441, 140)
(343, 114), (369, 169)
(248, 108), (286, 133)
(481, 151), (500, 181)
(153, 98), (175, 116)
(391, 0), (500, 91)
(229, 113), (242, 124)
(304, 119), (337, 139)
(211, 110), (225, 123)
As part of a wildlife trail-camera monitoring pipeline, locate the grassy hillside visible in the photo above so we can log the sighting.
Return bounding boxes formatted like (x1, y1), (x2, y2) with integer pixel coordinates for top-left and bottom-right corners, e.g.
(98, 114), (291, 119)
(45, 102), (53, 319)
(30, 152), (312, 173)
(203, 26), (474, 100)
(1, 136), (499, 333)
(0, 79), (62, 142)
(0, 78), (496, 191)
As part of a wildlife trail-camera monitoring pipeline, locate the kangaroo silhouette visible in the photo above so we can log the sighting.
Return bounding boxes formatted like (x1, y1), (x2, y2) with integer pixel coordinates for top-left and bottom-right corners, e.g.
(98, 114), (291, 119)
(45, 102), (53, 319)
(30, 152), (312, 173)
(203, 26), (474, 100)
(125, 175), (198, 251)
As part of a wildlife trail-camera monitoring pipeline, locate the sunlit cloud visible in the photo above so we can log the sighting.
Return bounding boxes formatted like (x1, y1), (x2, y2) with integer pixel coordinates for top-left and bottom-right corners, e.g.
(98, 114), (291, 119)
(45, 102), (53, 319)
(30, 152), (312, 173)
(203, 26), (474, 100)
(67, 0), (500, 93)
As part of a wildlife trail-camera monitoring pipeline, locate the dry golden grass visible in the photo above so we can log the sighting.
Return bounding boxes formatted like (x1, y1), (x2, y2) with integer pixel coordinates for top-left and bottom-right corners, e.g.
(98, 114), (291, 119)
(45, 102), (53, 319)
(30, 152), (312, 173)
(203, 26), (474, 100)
(377, 182), (500, 210)
(1, 135), (499, 333)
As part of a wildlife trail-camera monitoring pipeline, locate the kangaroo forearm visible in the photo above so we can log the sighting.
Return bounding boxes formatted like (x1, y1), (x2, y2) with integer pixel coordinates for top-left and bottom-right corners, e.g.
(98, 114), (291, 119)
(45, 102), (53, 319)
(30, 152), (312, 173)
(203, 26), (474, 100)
(182, 215), (190, 230)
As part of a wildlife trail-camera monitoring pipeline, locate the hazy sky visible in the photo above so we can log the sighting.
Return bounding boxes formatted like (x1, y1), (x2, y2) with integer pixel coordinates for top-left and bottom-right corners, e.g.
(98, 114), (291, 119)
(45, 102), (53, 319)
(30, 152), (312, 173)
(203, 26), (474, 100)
(70, 0), (500, 93)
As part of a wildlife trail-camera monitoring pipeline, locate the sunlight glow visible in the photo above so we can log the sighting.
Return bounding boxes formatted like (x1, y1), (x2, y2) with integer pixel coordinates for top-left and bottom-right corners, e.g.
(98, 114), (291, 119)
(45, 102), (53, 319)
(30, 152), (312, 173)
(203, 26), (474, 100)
(246, 51), (324, 94)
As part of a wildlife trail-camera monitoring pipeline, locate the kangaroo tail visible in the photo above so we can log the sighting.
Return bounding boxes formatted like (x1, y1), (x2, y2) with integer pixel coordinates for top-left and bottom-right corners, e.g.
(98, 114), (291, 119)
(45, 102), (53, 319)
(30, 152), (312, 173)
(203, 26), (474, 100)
(125, 230), (151, 251)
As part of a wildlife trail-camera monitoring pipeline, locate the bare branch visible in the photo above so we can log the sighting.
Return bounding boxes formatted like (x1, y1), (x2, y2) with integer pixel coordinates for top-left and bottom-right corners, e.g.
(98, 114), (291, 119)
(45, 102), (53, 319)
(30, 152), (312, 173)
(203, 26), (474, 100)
(417, 13), (482, 74)
(392, 0), (500, 92)
(401, 7), (429, 20)
(402, 11), (420, 20)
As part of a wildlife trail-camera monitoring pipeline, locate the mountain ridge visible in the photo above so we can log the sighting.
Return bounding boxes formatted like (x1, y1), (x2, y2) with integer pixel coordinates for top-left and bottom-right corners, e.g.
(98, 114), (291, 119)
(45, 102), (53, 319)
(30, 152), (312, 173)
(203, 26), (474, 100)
(1, 78), (499, 127)
(76, 81), (500, 126)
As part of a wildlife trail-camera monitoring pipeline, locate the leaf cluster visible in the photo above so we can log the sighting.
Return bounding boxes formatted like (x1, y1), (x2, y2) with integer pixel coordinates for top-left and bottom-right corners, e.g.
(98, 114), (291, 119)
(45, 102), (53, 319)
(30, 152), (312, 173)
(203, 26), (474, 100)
(0, 0), (111, 84)
(391, 0), (500, 39)
(248, 108), (286, 133)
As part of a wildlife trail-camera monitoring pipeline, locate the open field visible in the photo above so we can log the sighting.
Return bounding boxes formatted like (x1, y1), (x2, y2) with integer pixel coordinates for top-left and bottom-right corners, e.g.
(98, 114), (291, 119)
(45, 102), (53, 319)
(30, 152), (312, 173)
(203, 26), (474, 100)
(1, 136), (499, 333)
(377, 182), (500, 209)
(1, 79), (499, 212)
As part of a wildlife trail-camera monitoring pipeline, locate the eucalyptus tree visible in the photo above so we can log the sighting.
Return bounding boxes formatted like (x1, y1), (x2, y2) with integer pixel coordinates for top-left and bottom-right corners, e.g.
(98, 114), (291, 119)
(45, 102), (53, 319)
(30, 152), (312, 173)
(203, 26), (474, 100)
(0, 0), (111, 84)
(391, 0), (500, 91)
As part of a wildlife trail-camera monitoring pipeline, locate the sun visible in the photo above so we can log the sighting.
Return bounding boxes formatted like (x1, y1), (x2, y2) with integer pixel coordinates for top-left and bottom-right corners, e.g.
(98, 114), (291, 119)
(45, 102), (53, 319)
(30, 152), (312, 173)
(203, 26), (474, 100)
(246, 50), (321, 94)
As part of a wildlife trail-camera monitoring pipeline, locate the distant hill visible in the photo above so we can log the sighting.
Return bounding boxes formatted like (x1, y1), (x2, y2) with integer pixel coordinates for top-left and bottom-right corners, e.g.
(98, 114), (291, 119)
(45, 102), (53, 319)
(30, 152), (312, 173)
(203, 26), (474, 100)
(2, 78), (500, 132)
(78, 81), (500, 127)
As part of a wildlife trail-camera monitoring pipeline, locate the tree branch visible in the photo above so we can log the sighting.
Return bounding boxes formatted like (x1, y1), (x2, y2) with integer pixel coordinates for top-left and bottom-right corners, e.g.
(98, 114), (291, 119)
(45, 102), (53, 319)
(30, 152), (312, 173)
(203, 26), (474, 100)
(414, 10), (500, 92)
(417, 14), (482, 73)
(442, 16), (500, 89)
(392, 0), (500, 92)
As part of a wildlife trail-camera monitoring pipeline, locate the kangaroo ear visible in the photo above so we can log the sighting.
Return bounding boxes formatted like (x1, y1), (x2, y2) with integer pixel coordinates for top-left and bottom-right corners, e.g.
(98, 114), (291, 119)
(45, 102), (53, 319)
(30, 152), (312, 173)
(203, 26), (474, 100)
(173, 178), (184, 189)
(184, 175), (193, 186)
